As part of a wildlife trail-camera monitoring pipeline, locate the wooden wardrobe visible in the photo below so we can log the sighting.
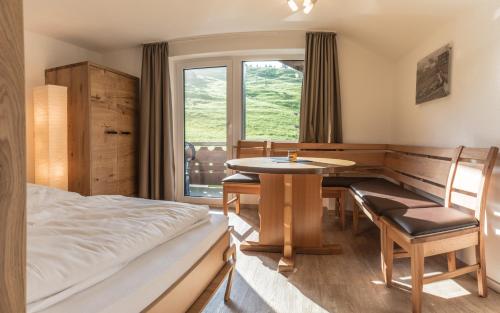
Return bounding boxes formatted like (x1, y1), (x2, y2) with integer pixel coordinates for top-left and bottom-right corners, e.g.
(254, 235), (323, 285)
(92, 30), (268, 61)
(46, 62), (139, 196)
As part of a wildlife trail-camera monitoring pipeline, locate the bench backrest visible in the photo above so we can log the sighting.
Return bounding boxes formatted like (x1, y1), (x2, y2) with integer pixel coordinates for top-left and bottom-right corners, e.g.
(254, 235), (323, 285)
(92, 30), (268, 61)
(270, 142), (387, 170)
(384, 145), (498, 221)
(383, 145), (456, 199)
(267, 142), (498, 223)
(239, 141), (498, 219)
(236, 140), (268, 158)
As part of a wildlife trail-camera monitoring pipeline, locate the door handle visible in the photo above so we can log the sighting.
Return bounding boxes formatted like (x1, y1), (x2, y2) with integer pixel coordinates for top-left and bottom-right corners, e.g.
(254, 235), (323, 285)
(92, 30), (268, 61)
(105, 130), (118, 134)
(120, 131), (131, 135)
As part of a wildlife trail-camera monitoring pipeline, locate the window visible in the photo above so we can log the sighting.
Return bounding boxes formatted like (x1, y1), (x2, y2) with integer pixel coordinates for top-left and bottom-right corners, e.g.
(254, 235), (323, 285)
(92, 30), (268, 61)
(242, 61), (304, 141)
(174, 57), (303, 202)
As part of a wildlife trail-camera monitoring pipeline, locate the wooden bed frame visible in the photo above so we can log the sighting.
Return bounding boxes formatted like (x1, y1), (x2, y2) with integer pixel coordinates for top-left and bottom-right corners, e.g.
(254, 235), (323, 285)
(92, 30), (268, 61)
(144, 227), (236, 313)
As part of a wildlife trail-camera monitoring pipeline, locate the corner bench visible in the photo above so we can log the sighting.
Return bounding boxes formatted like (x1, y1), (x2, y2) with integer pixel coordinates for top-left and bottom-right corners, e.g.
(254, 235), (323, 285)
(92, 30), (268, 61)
(328, 146), (497, 313)
(267, 142), (498, 313)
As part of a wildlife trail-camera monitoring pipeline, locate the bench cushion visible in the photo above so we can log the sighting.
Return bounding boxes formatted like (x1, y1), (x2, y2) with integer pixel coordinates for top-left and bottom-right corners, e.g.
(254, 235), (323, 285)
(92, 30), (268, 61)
(222, 173), (260, 184)
(322, 176), (374, 188)
(350, 179), (439, 215)
(384, 207), (479, 236)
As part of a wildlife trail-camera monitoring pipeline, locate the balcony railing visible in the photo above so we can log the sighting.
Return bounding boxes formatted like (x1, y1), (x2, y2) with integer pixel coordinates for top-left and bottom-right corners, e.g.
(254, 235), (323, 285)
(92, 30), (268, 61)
(185, 142), (227, 198)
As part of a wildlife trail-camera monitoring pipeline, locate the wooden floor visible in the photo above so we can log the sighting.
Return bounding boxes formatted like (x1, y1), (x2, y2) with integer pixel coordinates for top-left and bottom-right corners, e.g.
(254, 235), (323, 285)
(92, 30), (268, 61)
(204, 206), (500, 313)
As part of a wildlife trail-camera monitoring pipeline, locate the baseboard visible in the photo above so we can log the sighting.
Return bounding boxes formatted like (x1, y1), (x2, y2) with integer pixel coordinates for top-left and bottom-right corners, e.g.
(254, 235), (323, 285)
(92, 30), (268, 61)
(488, 277), (500, 293)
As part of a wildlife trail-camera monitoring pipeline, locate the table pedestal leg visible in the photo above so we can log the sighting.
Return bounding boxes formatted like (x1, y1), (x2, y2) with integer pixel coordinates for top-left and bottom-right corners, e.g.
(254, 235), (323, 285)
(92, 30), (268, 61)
(239, 173), (343, 272)
(278, 174), (294, 272)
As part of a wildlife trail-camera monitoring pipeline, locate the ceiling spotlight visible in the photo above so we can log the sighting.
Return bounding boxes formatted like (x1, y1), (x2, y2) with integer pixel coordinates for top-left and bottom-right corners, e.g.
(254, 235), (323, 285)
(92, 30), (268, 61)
(303, 0), (315, 14)
(288, 0), (299, 12)
(287, 0), (317, 14)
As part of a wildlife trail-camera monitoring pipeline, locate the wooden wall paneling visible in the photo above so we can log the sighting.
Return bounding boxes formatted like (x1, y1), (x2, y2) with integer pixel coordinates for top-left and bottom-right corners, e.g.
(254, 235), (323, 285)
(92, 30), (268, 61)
(0, 0), (26, 311)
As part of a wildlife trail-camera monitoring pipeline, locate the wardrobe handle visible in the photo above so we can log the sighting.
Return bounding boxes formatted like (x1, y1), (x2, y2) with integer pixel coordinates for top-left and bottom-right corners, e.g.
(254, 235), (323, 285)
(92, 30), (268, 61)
(105, 130), (118, 134)
(120, 131), (131, 135)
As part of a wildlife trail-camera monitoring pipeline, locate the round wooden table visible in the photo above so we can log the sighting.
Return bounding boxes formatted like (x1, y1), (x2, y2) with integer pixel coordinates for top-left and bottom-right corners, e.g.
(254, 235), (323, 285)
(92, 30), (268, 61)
(225, 156), (355, 272)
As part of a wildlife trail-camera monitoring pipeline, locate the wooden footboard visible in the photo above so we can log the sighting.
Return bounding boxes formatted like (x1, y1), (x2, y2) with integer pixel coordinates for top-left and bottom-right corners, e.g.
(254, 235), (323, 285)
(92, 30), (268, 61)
(143, 227), (235, 313)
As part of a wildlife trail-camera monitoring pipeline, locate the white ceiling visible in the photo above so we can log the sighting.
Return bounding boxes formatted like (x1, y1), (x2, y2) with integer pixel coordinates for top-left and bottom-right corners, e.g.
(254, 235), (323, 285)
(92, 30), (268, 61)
(24, 0), (485, 58)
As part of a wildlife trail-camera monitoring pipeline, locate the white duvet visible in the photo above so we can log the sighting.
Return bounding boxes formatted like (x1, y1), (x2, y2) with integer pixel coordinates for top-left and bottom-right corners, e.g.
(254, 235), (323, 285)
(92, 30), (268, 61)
(27, 184), (209, 312)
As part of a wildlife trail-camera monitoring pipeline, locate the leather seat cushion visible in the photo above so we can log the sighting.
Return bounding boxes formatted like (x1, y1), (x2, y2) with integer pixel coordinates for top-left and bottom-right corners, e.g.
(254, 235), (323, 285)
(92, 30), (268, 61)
(222, 173), (260, 183)
(322, 176), (375, 188)
(385, 206), (479, 237)
(350, 179), (439, 215)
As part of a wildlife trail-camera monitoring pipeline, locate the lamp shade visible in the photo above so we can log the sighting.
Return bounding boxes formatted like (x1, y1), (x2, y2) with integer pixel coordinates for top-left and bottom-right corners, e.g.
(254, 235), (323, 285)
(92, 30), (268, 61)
(34, 85), (68, 190)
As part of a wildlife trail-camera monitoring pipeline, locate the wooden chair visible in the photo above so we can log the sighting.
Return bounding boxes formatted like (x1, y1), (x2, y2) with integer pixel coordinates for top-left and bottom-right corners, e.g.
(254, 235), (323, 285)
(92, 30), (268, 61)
(380, 146), (498, 313)
(222, 140), (267, 215)
(322, 186), (347, 229)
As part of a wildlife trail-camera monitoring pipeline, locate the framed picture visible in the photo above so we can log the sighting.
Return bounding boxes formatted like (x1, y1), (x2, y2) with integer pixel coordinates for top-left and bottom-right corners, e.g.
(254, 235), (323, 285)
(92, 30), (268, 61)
(416, 44), (452, 104)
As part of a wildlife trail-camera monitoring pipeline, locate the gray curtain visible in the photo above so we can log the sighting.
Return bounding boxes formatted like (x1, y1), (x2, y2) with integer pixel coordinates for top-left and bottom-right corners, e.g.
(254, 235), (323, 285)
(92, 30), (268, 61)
(139, 42), (175, 200)
(299, 32), (342, 143)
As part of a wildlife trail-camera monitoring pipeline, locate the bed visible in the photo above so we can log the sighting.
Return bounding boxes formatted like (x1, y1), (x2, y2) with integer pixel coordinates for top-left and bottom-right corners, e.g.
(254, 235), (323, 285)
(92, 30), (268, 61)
(27, 184), (235, 313)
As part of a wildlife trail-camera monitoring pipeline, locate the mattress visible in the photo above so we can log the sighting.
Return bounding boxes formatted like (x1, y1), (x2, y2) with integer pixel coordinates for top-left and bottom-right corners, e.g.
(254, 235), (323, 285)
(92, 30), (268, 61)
(37, 213), (228, 313)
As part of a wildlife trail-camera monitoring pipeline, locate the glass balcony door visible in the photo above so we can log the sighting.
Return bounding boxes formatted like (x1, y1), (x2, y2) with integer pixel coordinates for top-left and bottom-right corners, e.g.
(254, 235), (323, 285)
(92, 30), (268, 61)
(173, 55), (303, 203)
(175, 59), (233, 203)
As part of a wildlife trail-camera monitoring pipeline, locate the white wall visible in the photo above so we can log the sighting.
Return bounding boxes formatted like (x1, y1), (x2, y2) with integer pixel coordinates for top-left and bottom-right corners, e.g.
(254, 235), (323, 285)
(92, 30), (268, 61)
(24, 31), (103, 182)
(101, 31), (309, 78)
(392, 2), (500, 287)
(102, 47), (142, 78)
(338, 37), (395, 143)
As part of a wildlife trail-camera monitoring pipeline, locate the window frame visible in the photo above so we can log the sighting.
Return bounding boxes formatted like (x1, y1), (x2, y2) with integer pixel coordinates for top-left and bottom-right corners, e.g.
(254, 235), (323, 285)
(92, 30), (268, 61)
(241, 59), (304, 141)
(171, 52), (304, 203)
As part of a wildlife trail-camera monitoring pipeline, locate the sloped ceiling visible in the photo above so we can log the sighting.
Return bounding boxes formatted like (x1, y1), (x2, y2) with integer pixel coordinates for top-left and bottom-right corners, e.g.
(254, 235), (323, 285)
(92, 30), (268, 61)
(24, 0), (486, 58)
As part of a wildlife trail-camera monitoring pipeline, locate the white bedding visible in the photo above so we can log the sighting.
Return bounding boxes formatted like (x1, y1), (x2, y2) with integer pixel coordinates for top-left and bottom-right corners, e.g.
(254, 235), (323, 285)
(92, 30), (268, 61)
(38, 214), (228, 313)
(27, 184), (210, 312)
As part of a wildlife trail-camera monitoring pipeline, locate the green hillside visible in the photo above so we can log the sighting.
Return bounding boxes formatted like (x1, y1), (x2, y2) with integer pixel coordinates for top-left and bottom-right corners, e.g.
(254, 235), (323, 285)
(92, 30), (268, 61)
(184, 62), (303, 143)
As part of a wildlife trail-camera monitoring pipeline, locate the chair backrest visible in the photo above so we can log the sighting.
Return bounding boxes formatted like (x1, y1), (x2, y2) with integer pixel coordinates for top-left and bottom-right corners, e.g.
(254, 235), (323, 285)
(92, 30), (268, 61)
(236, 140), (268, 158)
(384, 145), (499, 218)
(446, 146), (498, 223)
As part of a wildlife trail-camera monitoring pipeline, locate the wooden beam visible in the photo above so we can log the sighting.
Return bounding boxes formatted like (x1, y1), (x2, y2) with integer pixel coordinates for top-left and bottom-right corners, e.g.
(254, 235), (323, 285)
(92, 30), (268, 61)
(0, 0), (26, 312)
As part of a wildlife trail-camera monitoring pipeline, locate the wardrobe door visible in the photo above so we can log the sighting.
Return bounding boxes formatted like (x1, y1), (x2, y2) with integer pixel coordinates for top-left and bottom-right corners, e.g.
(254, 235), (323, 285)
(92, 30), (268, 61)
(115, 74), (139, 196)
(46, 64), (91, 195)
(89, 66), (119, 195)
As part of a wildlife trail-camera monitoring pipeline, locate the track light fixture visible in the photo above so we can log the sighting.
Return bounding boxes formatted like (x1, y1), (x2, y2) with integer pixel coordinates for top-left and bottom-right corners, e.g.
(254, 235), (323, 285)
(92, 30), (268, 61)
(287, 0), (317, 14)
(287, 0), (299, 12)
